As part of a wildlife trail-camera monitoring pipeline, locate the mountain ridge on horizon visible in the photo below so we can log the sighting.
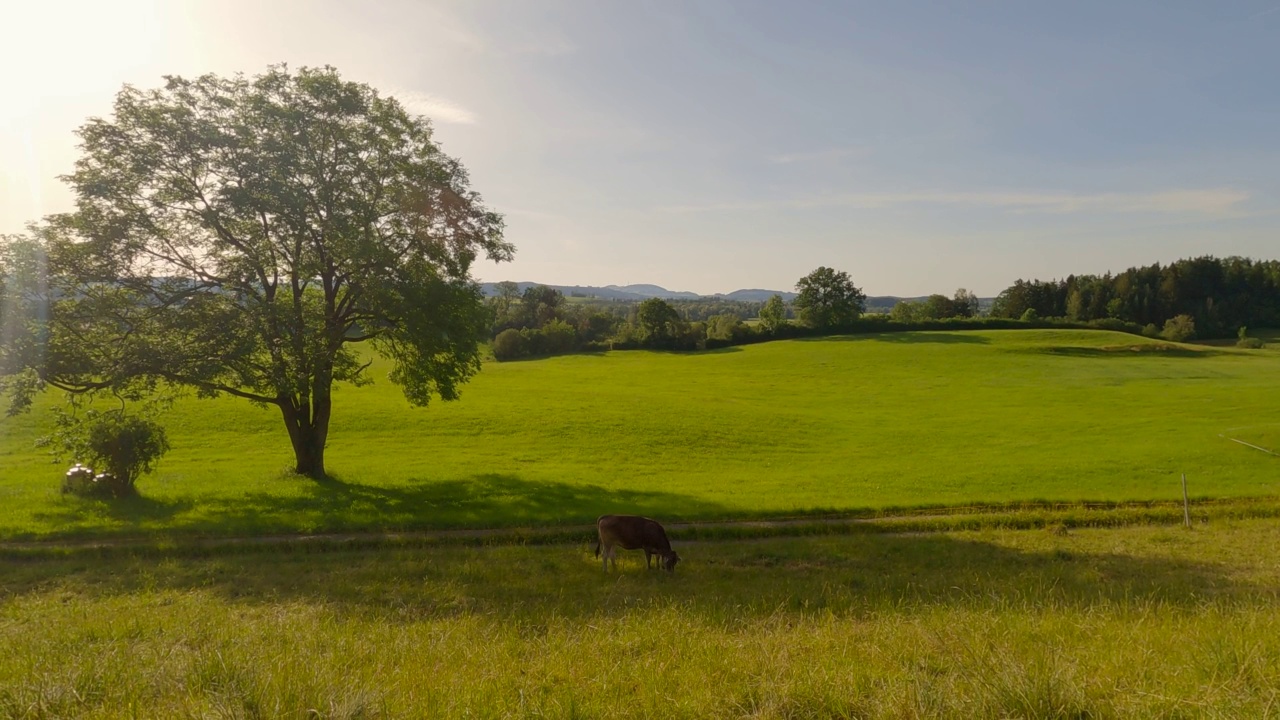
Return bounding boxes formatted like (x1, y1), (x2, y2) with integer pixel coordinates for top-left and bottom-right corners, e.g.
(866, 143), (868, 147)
(478, 281), (989, 307)
(480, 281), (797, 302)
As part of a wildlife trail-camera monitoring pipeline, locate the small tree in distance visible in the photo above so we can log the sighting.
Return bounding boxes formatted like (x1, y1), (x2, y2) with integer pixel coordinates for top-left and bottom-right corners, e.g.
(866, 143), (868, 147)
(952, 288), (980, 318)
(794, 267), (866, 330)
(890, 300), (923, 323)
(1162, 314), (1197, 342)
(636, 298), (684, 347)
(759, 294), (787, 333)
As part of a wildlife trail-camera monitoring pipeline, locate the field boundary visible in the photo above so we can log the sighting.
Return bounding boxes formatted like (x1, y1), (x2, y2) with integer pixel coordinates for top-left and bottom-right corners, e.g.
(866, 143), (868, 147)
(5, 497), (1280, 560)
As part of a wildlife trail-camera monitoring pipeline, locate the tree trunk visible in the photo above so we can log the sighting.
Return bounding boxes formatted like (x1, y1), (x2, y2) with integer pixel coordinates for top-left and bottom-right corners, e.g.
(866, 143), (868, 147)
(291, 429), (327, 479)
(279, 393), (332, 480)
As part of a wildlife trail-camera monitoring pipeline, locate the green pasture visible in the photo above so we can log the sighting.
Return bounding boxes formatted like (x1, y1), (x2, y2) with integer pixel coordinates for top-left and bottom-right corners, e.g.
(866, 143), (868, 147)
(4, 519), (1280, 717)
(1, 329), (1278, 540)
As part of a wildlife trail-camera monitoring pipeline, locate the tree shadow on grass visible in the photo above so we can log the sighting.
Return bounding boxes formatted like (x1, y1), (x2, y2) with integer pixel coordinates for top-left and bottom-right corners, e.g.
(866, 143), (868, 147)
(796, 332), (991, 345)
(648, 345), (745, 356)
(27, 473), (735, 540)
(4, 525), (1267, 623)
(290, 472), (735, 529)
(28, 494), (195, 537)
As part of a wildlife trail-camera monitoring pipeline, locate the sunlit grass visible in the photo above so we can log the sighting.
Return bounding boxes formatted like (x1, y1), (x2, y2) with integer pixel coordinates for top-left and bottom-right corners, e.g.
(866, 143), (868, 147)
(1, 329), (1278, 540)
(3, 519), (1280, 717)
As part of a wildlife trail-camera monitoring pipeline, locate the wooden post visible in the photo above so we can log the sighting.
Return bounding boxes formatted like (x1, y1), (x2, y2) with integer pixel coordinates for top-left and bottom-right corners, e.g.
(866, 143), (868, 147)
(1181, 473), (1191, 529)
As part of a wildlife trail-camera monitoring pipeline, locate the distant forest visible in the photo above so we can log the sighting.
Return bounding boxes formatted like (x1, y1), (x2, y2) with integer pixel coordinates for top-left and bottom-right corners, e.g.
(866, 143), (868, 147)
(989, 256), (1280, 337)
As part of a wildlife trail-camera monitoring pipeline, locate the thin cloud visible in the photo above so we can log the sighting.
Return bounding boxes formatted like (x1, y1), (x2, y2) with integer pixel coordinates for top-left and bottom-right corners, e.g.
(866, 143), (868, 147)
(770, 147), (868, 165)
(662, 189), (1251, 216)
(1248, 5), (1280, 20)
(391, 90), (478, 125)
(506, 37), (576, 57)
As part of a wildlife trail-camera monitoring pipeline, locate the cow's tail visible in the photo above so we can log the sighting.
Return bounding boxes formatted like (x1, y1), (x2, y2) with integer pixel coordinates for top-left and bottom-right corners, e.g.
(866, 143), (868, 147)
(593, 541), (601, 558)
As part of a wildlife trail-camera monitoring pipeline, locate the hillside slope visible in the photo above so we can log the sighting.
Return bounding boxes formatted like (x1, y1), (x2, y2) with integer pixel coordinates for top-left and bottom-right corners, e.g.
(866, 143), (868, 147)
(0, 329), (1275, 539)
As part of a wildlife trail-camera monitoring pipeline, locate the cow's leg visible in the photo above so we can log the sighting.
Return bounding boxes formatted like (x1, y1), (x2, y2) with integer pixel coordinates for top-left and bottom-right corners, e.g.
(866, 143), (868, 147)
(645, 549), (653, 569)
(602, 544), (610, 572)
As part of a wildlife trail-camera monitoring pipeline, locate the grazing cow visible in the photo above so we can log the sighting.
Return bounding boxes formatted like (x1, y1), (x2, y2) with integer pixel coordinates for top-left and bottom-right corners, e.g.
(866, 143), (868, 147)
(594, 514), (680, 572)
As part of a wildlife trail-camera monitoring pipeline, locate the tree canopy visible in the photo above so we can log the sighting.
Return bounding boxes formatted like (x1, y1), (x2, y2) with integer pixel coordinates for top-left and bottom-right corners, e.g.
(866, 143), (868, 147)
(2, 65), (511, 479)
(794, 267), (866, 330)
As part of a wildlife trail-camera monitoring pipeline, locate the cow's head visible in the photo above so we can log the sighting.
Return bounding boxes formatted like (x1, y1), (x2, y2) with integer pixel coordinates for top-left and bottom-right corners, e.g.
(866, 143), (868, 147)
(663, 551), (680, 572)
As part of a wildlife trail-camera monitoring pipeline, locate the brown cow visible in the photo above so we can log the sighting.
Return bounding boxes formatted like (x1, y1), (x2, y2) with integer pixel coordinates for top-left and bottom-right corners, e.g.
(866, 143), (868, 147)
(594, 514), (680, 572)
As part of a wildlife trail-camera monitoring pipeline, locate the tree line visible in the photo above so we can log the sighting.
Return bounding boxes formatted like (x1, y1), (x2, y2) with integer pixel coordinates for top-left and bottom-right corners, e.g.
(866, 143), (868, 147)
(988, 256), (1280, 339)
(487, 267), (1002, 360)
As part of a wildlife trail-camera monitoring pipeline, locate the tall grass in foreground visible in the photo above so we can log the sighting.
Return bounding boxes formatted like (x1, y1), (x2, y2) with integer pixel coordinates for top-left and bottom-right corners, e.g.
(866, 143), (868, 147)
(4, 519), (1280, 718)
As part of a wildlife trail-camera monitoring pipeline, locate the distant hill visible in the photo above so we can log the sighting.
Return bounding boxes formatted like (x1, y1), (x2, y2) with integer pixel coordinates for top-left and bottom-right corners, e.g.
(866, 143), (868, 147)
(720, 289), (798, 302)
(479, 282), (788, 302)
(480, 282), (989, 309)
(479, 282), (648, 300)
(604, 284), (702, 300)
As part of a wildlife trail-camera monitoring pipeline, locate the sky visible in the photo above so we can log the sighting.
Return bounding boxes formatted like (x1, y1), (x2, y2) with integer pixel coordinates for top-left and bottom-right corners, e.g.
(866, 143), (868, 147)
(2, 1), (1278, 296)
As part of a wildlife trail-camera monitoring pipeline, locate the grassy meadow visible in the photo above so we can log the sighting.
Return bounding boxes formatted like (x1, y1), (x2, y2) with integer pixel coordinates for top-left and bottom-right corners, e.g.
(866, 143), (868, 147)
(5, 518), (1280, 718)
(1, 329), (1279, 540)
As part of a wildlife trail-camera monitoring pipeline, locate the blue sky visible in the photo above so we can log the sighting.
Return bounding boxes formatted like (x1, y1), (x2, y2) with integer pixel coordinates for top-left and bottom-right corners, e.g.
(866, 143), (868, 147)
(2, 1), (1278, 295)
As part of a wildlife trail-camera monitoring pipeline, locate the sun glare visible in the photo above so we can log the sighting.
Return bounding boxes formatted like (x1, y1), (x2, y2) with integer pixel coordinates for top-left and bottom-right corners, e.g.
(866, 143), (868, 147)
(0, 0), (174, 121)
(0, 0), (190, 229)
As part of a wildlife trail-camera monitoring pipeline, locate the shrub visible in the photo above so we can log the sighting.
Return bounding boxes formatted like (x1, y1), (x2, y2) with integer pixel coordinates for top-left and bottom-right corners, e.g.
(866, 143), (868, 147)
(1020, 308), (1039, 322)
(1161, 314), (1197, 343)
(47, 412), (170, 498)
(1237, 337), (1265, 349)
(84, 414), (169, 496)
(542, 319), (578, 355)
(609, 325), (642, 351)
(1141, 323), (1160, 338)
(492, 328), (526, 361)
(1087, 317), (1145, 335)
(517, 327), (546, 356)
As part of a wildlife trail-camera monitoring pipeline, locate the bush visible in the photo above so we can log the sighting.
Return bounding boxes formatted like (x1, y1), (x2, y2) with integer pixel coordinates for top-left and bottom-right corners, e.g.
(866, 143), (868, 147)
(83, 414), (169, 496)
(49, 412), (170, 498)
(492, 328), (526, 361)
(706, 314), (747, 343)
(1086, 317), (1145, 335)
(1161, 314), (1197, 343)
(541, 319), (577, 355)
(1237, 337), (1265, 349)
(1141, 323), (1160, 338)
(1020, 308), (1040, 322)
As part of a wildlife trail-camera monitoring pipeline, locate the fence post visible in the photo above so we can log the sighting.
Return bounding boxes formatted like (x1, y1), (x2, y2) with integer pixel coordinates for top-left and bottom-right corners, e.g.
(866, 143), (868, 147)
(1181, 473), (1191, 529)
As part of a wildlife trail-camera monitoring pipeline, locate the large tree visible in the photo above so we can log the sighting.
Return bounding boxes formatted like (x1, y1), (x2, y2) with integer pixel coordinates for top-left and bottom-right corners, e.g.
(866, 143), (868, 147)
(793, 267), (866, 330)
(5, 66), (511, 479)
